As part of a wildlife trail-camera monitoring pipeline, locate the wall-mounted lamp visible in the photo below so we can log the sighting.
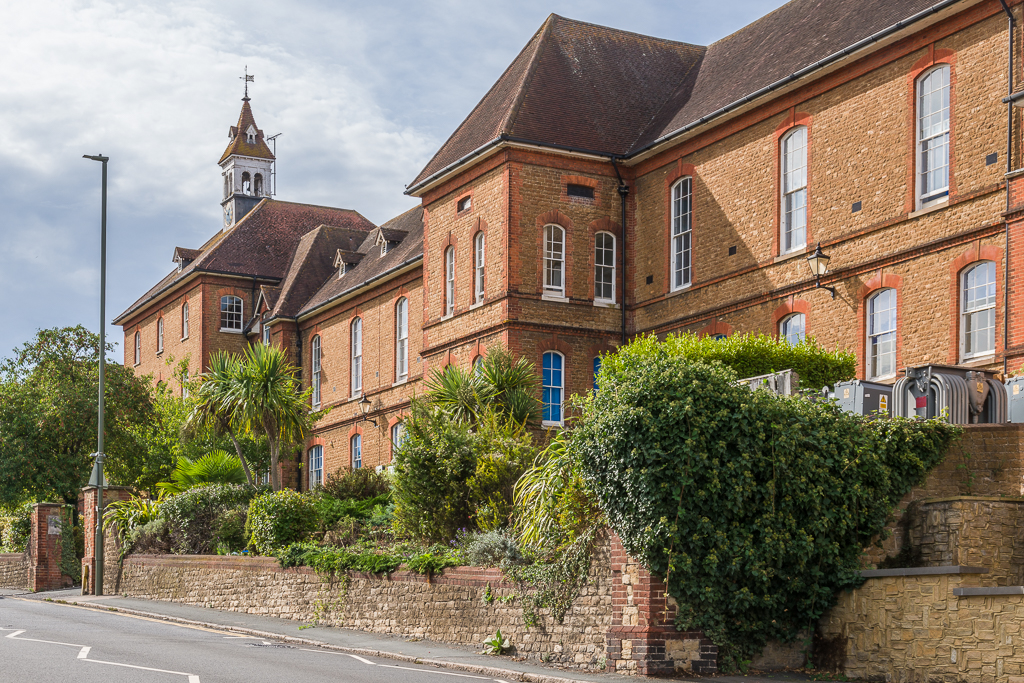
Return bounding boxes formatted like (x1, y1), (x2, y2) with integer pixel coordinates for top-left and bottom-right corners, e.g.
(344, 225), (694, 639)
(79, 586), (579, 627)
(806, 243), (837, 299)
(358, 395), (378, 428)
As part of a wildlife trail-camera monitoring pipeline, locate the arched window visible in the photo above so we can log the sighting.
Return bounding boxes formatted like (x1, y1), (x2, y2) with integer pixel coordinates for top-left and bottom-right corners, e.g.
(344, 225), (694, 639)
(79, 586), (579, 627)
(351, 317), (363, 396)
(134, 331), (141, 366)
(961, 261), (996, 360)
(474, 231), (485, 304)
(779, 313), (805, 345)
(473, 355), (484, 374)
(867, 289), (897, 380)
(781, 126), (808, 253)
(593, 356), (602, 391)
(308, 445), (323, 488)
(390, 422), (406, 455)
(220, 296), (243, 331)
(444, 247), (455, 316)
(351, 434), (362, 470)
(917, 64), (951, 209)
(594, 232), (616, 303)
(181, 302), (189, 340)
(671, 178), (692, 290)
(542, 351), (564, 426)
(253, 173), (263, 197)
(181, 367), (189, 399)
(241, 171), (251, 196)
(311, 334), (322, 409)
(543, 225), (565, 297)
(395, 298), (409, 382)
(223, 174), (231, 199)
(157, 318), (164, 354)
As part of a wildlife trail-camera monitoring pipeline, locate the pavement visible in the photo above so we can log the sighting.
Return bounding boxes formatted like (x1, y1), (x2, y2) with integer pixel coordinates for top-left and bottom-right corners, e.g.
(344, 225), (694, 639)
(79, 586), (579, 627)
(0, 587), (848, 683)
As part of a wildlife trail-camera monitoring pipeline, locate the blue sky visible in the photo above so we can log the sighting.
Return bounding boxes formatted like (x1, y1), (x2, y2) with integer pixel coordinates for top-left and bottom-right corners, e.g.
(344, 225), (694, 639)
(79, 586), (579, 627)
(0, 0), (784, 360)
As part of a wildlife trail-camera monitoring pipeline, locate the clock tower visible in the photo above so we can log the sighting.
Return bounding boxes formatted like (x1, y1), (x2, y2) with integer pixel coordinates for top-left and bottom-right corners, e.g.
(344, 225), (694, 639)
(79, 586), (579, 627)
(219, 88), (275, 229)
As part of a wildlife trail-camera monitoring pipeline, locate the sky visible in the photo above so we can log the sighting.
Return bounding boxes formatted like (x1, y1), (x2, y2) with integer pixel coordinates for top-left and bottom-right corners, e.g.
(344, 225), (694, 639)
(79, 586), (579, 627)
(0, 0), (785, 361)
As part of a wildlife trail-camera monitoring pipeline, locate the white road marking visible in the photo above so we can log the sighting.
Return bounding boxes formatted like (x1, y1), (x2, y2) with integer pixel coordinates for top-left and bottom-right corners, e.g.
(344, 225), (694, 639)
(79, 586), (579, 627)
(78, 646), (91, 659)
(346, 653), (376, 665)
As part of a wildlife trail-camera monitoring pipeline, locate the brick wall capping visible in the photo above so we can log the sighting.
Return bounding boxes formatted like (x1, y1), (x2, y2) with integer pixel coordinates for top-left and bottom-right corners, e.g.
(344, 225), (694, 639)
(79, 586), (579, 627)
(920, 495), (1024, 505)
(860, 565), (989, 578)
(954, 586), (1024, 596)
(0, 553), (25, 559)
(1006, 168), (1024, 180)
(81, 485), (134, 492)
(960, 423), (1024, 432)
(30, 502), (65, 508)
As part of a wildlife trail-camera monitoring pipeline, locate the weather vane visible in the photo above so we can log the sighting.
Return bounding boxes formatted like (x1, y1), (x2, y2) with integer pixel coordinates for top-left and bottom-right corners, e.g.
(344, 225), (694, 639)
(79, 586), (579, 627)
(241, 66), (254, 100)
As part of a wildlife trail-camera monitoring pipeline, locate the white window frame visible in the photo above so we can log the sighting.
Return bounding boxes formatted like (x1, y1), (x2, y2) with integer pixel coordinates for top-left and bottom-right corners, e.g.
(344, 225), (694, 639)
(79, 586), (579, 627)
(181, 368), (189, 399)
(594, 231), (616, 304)
(390, 422), (406, 453)
(541, 351), (565, 427)
(157, 318), (164, 354)
(181, 302), (189, 340)
(543, 224), (565, 298)
(867, 289), (898, 380)
(960, 261), (997, 361)
(474, 231), (485, 304)
(395, 297), (409, 382)
(671, 178), (692, 291)
(780, 126), (808, 254)
(134, 331), (141, 366)
(779, 313), (806, 346)
(917, 64), (951, 210)
(311, 334), (322, 409)
(308, 445), (323, 489)
(351, 434), (362, 470)
(262, 320), (270, 345)
(351, 317), (362, 397)
(444, 247), (455, 317)
(220, 295), (243, 331)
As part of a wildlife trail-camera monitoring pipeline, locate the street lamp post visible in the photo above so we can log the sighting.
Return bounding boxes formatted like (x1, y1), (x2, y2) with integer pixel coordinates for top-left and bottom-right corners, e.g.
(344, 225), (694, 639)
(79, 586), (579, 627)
(84, 154), (108, 595)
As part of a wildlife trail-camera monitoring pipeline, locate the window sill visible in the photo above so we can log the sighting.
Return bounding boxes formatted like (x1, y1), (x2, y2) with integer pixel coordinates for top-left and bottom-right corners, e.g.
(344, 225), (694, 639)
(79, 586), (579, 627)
(541, 421), (563, 428)
(959, 354), (997, 366)
(541, 293), (569, 303)
(348, 393), (363, 402)
(219, 328), (243, 334)
(667, 284), (692, 299)
(440, 312), (454, 321)
(156, 351), (163, 356)
(868, 374), (897, 383)
(180, 337), (188, 342)
(594, 300), (618, 309)
(393, 378), (408, 387)
(774, 246), (808, 264)
(909, 200), (949, 219)
(470, 301), (484, 310)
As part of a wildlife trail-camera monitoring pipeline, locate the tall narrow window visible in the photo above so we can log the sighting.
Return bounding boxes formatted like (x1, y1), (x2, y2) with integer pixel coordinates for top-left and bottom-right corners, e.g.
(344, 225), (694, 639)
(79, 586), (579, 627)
(181, 302), (189, 340)
(779, 313), (806, 345)
(781, 126), (808, 253)
(134, 331), (141, 365)
(867, 289), (897, 380)
(181, 368), (189, 399)
(220, 296), (243, 331)
(391, 422), (406, 452)
(351, 434), (362, 470)
(395, 297), (409, 382)
(311, 334), (322, 409)
(253, 173), (263, 197)
(474, 231), (485, 304)
(157, 318), (164, 353)
(593, 356), (602, 391)
(543, 225), (565, 297)
(594, 232), (616, 303)
(542, 351), (564, 426)
(309, 445), (323, 489)
(961, 261), (996, 359)
(351, 317), (363, 396)
(444, 247), (455, 316)
(671, 178), (692, 290)
(262, 321), (270, 345)
(241, 171), (251, 195)
(917, 65), (951, 208)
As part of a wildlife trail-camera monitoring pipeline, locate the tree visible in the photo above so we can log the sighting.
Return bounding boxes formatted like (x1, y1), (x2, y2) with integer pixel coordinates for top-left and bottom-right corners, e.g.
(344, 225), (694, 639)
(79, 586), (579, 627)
(229, 343), (315, 491)
(185, 351), (256, 486)
(0, 326), (156, 506)
(424, 347), (541, 426)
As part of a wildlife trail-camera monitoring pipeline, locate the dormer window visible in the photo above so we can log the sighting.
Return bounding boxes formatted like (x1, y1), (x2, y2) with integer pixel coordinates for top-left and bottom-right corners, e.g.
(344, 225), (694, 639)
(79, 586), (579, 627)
(381, 241), (388, 257)
(246, 125), (257, 145)
(338, 261), (347, 278)
(457, 196), (471, 213)
(334, 249), (350, 279)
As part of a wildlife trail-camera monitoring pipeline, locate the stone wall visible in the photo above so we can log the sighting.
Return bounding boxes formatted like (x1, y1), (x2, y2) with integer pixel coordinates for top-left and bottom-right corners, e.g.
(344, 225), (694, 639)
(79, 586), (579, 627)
(0, 553), (28, 590)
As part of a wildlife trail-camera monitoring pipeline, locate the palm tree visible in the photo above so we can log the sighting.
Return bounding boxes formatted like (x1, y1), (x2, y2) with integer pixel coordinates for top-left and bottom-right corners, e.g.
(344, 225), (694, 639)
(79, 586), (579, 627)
(185, 351), (255, 486)
(156, 449), (247, 496)
(424, 347), (541, 427)
(229, 343), (314, 491)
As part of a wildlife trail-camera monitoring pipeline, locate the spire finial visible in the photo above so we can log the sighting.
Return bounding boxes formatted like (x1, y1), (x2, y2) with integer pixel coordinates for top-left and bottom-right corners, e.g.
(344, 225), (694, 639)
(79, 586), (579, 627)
(240, 66), (254, 101)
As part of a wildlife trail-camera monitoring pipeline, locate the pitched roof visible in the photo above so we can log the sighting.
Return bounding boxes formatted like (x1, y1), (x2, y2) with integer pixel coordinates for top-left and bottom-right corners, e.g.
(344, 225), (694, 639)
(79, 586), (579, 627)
(113, 200), (376, 324)
(299, 206), (424, 317)
(409, 14), (704, 188)
(219, 99), (276, 164)
(410, 0), (960, 188)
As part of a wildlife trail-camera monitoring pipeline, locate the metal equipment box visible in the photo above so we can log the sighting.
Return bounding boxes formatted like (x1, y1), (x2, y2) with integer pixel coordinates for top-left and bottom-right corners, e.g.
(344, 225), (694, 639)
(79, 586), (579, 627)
(831, 380), (893, 417)
(893, 365), (1006, 424)
(1005, 376), (1024, 423)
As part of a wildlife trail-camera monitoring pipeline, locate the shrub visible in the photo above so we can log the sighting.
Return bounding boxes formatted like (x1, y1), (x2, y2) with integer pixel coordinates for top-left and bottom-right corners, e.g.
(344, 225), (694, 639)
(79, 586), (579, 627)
(246, 490), (319, 555)
(161, 483), (261, 554)
(276, 542), (402, 575)
(103, 496), (162, 551)
(128, 518), (171, 554)
(468, 413), (536, 531)
(314, 493), (390, 527)
(572, 336), (960, 669)
(0, 503), (31, 553)
(319, 467), (391, 501)
(157, 450), (247, 496)
(213, 507), (248, 554)
(465, 530), (526, 567)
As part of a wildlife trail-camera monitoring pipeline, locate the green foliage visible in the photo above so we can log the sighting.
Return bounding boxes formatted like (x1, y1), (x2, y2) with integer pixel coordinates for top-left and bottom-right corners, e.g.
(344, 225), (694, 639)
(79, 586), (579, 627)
(276, 542), (402, 576)
(212, 507), (249, 554)
(467, 412), (536, 531)
(0, 326), (157, 505)
(654, 331), (856, 391)
(405, 544), (464, 575)
(318, 467), (391, 501)
(246, 490), (319, 555)
(464, 530), (526, 567)
(570, 337), (960, 668)
(504, 527), (598, 627)
(0, 503), (31, 553)
(315, 493), (391, 528)
(103, 496), (163, 552)
(424, 347), (542, 427)
(162, 484), (261, 555)
(157, 450), (247, 496)
(58, 507), (80, 583)
(483, 628), (511, 655)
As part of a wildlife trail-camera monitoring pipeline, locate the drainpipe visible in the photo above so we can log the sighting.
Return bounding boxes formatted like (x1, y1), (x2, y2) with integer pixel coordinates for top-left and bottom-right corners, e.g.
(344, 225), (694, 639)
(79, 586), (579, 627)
(611, 157), (629, 346)
(1001, 0), (1014, 376)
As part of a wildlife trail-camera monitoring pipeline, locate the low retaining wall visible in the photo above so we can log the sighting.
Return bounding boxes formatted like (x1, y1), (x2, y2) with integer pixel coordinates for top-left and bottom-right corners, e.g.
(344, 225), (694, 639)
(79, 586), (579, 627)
(0, 553), (28, 589)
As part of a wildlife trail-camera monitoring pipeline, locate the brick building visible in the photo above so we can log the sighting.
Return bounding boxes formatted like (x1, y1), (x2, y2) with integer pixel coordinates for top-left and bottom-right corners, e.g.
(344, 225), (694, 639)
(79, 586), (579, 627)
(118, 0), (1024, 486)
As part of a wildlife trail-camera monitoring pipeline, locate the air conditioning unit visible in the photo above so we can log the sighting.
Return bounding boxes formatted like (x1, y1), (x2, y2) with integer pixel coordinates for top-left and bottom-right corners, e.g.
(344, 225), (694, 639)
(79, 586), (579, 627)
(735, 369), (799, 397)
(1004, 376), (1024, 423)
(830, 380), (893, 417)
(892, 365), (1006, 424)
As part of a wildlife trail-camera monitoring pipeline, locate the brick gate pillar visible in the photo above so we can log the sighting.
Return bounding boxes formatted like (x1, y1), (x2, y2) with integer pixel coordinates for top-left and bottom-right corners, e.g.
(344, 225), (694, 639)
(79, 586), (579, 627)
(81, 485), (133, 594)
(26, 503), (69, 592)
(605, 532), (717, 675)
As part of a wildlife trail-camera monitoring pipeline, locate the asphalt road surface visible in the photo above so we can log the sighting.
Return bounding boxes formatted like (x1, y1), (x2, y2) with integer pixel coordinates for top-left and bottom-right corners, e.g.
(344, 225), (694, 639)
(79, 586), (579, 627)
(0, 596), (513, 683)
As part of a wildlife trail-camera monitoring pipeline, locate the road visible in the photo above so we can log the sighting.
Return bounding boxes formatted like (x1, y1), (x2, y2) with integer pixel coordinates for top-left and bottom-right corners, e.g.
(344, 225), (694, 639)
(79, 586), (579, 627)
(0, 595), (512, 683)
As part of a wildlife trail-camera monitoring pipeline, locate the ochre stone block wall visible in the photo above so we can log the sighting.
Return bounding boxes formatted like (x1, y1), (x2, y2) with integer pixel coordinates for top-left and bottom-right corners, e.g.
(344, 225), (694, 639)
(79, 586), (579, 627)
(0, 553), (28, 590)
